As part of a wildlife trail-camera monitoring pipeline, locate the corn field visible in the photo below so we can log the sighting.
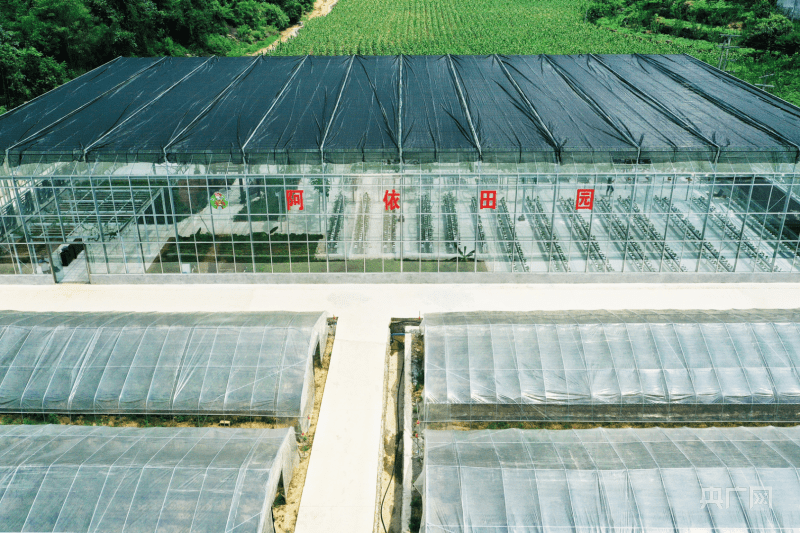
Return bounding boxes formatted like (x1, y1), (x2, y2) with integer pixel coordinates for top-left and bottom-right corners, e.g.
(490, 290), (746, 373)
(271, 0), (720, 62)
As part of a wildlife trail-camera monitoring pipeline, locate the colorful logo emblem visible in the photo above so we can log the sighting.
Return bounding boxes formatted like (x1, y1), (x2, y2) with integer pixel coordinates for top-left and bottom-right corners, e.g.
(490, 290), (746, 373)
(211, 191), (228, 210)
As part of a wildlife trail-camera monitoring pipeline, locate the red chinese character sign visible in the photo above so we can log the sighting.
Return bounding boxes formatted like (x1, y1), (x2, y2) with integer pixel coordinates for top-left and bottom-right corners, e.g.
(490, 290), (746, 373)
(383, 189), (400, 211)
(576, 189), (595, 210)
(286, 190), (304, 210)
(480, 190), (497, 209)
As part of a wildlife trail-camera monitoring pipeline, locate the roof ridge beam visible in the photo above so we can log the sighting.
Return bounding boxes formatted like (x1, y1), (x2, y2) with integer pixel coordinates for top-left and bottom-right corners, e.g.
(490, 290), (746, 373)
(5, 57), (169, 164)
(241, 55), (310, 163)
(589, 54), (722, 165)
(319, 55), (355, 164)
(162, 55), (263, 162)
(446, 54), (482, 160)
(495, 54), (562, 163)
(82, 56), (215, 160)
(398, 55), (404, 165)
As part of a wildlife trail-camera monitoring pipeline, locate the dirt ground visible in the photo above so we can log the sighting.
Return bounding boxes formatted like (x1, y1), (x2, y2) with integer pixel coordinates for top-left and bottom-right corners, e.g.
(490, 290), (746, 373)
(376, 336), (404, 533)
(272, 320), (336, 533)
(250, 0), (340, 55)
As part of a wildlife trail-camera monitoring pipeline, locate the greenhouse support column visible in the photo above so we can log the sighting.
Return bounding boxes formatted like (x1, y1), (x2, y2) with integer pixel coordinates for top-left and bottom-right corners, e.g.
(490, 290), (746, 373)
(128, 175), (147, 273)
(245, 177), (256, 273)
(10, 174), (38, 273)
(770, 174), (795, 272)
(204, 174), (218, 273)
(659, 175), (678, 272)
(627, 175), (638, 270)
(88, 175), (110, 272)
(549, 175), (559, 272)
(107, 177), (131, 274)
(731, 177), (756, 272)
(695, 174), (717, 272)
(166, 174), (183, 271)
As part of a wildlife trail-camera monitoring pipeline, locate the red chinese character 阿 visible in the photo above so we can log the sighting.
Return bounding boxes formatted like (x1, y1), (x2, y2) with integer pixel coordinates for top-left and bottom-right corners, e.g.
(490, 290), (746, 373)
(286, 189), (304, 211)
(383, 189), (400, 211)
(576, 189), (594, 210)
(479, 190), (497, 210)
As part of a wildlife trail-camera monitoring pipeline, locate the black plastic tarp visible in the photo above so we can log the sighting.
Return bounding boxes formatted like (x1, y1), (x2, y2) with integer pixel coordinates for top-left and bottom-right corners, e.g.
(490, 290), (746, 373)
(1, 54), (798, 167)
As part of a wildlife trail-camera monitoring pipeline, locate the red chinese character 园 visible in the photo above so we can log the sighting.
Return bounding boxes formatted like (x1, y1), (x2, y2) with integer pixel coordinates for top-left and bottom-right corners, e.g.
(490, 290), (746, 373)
(286, 189), (304, 211)
(479, 190), (497, 209)
(576, 189), (594, 210)
(383, 189), (400, 211)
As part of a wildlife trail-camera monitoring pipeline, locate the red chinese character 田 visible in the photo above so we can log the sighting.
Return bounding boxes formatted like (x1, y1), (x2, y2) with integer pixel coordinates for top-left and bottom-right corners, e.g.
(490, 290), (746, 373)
(286, 189), (304, 211)
(479, 190), (497, 209)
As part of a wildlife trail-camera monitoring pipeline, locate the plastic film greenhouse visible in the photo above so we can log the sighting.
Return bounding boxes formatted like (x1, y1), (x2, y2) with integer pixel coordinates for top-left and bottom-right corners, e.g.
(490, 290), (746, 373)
(419, 426), (800, 533)
(422, 310), (800, 424)
(0, 424), (297, 533)
(0, 54), (799, 282)
(0, 311), (328, 429)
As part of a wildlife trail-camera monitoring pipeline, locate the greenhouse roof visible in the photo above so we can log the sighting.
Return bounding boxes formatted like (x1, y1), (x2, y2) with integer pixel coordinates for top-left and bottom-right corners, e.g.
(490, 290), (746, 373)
(0, 311), (328, 425)
(421, 427), (800, 533)
(1, 54), (799, 167)
(422, 310), (800, 422)
(0, 424), (296, 533)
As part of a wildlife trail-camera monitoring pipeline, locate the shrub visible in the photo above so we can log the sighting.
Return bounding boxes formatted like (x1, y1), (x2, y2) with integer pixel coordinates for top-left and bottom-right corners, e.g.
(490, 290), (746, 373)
(743, 12), (794, 50)
(263, 4), (291, 31)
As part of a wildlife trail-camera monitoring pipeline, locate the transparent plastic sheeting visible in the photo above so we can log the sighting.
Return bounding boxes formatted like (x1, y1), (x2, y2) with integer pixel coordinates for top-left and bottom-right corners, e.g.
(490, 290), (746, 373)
(0, 311), (328, 428)
(422, 310), (800, 423)
(419, 426), (800, 533)
(0, 425), (297, 533)
(1, 55), (799, 166)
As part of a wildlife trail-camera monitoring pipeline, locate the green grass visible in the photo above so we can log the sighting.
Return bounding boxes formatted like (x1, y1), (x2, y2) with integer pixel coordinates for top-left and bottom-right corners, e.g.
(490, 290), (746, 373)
(269, 0), (799, 106)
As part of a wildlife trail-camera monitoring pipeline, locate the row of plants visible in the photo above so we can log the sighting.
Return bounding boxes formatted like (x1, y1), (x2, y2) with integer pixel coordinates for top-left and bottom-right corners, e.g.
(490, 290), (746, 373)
(269, 0), (799, 106)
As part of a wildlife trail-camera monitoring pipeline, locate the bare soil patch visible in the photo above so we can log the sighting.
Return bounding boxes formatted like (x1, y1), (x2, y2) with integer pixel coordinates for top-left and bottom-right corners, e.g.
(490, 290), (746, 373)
(250, 0), (340, 55)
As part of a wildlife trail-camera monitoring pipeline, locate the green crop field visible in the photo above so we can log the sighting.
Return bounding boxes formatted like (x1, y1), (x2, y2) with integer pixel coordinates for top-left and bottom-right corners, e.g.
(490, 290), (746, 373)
(271, 0), (799, 106)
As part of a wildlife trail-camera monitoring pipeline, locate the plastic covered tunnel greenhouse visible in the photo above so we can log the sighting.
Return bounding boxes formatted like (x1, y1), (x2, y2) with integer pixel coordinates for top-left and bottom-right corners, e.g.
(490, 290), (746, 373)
(422, 310), (800, 424)
(0, 425), (297, 533)
(0, 311), (328, 430)
(0, 54), (798, 282)
(419, 426), (800, 533)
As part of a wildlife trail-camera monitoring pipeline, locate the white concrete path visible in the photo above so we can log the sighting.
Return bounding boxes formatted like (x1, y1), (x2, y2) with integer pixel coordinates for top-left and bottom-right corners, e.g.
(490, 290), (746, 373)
(1, 283), (800, 532)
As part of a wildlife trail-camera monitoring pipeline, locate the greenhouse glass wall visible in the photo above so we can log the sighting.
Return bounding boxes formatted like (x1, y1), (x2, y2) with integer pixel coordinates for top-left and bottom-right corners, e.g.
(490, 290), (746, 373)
(0, 55), (799, 282)
(422, 310), (800, 424)
(0, 425), (297, 533)
(419, 427), (800, 533)
(0, 311), (328, 430)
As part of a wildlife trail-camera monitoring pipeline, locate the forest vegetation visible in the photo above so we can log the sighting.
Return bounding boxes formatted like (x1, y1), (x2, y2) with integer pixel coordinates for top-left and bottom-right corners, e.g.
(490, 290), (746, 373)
(0, 0), (314, 110)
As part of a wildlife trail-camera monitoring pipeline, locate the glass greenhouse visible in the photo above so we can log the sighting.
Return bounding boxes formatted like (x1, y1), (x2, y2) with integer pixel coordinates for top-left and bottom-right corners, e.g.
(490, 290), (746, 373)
(0, 425), (297, 533)
(0, 54), (799, 282)
(419, 426), (800, 533)
(0, 311), (328, 429)
(422, 310), (800, 424)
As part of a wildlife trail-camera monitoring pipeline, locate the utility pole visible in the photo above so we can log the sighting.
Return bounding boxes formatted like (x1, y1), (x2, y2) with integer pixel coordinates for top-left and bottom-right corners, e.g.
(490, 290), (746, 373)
(717, 34), (740, 73)
(755, 73), (775, 93)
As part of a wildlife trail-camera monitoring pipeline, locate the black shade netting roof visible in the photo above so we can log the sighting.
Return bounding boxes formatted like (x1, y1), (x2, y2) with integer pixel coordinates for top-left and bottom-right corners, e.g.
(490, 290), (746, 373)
(1, 54), (799, 166)
(422, 310), (800, 423)
(420, 426), (800, 533)
(0, 425), (297, 533)
(0, 311), (328, 426)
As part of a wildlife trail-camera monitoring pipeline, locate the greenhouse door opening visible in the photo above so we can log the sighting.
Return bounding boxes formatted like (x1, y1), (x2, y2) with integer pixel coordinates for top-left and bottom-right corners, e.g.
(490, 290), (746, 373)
(54, 240), (89, 283)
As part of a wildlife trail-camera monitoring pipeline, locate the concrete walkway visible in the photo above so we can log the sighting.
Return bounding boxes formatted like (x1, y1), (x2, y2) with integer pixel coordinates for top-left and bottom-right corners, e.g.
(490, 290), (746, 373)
(1, 283), (800, 532)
